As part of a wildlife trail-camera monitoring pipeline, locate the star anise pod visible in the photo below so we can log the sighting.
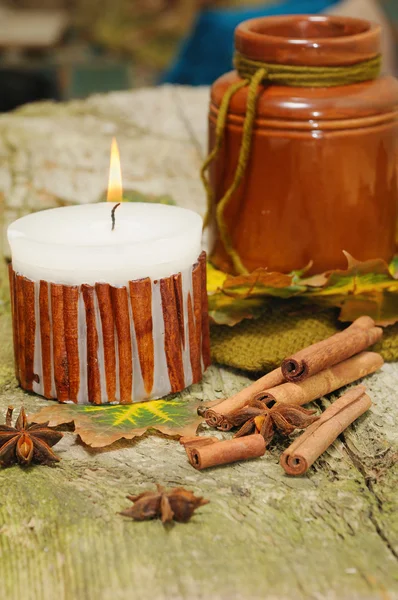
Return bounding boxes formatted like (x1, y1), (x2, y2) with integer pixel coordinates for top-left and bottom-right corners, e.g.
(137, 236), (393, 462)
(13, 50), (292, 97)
(225, 400), (319, 445)
(120, 484), (209, 524)
(0, 406), (63, 467)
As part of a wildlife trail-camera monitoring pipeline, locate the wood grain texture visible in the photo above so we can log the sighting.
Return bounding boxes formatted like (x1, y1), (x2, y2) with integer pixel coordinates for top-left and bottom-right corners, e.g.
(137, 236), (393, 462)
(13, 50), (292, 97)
(129, 278), (154, 396)
(1, 87), (398, 600)
(82, 284), (101, 405)
(39, 280), (52, 399)
(111, 286), (133, 404)
(160, 277), (185, 393)
(96, 283), (117, 403)
(63, 285), (80, 403)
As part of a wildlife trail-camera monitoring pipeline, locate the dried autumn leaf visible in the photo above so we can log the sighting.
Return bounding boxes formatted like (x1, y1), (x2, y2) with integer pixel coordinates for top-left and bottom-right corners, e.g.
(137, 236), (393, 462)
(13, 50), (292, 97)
(208, 292), (266, 326)
(30, 398), (214, 448)
(207, 262), (302, 325)
(207, 262), (228, 293)
(207, 264), (305, 326)
(390, 255), (398, 278)
(207, 262), (303, 298)
(303, 252), (398, 326)
(221, 268), (304, 298)
(208, 253), (398, 327)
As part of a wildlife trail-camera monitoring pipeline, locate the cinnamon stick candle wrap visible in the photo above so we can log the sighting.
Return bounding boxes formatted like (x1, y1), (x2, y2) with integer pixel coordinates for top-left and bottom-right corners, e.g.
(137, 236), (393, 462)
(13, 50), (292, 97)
(186, 434), (266, 470)
(262, 351), (382, 406)
(281, 316), (382, 382)
(280, 385), (371, 476)
(8, 252), (211, 404)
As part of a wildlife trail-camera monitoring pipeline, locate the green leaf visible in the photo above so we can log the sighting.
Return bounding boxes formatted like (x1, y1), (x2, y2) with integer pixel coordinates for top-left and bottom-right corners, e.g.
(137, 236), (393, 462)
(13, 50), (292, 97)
(30, 398), (207, 448)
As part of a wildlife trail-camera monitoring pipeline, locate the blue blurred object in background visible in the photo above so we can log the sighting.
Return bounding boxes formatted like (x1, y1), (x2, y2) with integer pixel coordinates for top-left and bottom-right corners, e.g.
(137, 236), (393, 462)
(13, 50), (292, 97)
(162, 0), (340, 86)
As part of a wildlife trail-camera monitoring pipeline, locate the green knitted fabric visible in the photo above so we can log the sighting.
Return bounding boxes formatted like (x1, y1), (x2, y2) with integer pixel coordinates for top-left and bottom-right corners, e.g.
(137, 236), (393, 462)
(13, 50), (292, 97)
(210, 299), (398, 373)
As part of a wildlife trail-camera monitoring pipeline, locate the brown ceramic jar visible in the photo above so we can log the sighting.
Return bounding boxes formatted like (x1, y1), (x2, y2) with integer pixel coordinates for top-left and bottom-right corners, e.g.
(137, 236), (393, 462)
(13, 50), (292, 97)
(208, 15), (398, 275)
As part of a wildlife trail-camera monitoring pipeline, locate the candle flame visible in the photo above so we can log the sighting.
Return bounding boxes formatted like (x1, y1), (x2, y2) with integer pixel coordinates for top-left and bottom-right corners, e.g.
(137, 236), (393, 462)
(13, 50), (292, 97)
(107, 137), (123, 203)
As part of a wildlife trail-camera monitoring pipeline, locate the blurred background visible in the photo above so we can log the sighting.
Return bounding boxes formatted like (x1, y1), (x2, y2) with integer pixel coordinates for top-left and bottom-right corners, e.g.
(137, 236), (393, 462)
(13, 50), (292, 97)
(0, 0), (396, 112)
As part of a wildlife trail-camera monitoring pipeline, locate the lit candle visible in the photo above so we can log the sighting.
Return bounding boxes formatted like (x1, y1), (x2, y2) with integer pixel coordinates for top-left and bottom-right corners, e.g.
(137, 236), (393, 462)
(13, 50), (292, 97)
(7, 140), (210, 405)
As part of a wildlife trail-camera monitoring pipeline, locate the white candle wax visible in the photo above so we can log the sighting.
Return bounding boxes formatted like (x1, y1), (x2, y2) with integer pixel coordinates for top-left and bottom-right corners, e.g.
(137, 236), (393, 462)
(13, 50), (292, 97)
(8, 202), (202, 285)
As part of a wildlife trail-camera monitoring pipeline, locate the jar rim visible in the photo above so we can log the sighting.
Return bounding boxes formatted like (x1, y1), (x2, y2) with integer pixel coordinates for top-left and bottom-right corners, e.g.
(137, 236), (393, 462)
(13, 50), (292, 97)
(235, 15), (381, 67)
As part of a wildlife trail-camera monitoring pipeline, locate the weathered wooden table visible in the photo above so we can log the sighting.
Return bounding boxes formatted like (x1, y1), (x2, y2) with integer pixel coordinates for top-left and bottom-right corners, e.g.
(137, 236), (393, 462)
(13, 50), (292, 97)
(0, 87), (397, 600)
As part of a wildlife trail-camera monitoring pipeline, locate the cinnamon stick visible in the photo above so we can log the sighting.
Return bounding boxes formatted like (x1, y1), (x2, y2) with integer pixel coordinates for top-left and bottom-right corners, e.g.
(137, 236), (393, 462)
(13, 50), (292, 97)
(39, 280), (52, 399)
(22, 277), (36, 391)
(187, 292), (202, 384)
(63, 285), (80, 403)
(129, 278), (154, 396)
(186, 434), (266, 470)
(203, 367), (284, 427)
(82, 285), (102, 405)
(15, 274), (26, 387)
(180, 435), (219, 449)
(192, 261), (203, 383)
(199, 251), (211, 369)
(96, 283), (117, 402)
(262, 351), (383, 406)
(8, 265), (19, 381)
(111, 286), (133, 404)
(281, 316), (381, 382)
(160, 277), (185, 393)
(280, 385), (371, 476)
(173, 272), (185, 349)
(51, 284), (69, 402)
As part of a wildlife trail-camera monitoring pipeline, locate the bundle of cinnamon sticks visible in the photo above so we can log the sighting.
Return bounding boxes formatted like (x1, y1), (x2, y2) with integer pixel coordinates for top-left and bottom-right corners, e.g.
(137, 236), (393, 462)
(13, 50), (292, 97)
(184, 316), (382, 474)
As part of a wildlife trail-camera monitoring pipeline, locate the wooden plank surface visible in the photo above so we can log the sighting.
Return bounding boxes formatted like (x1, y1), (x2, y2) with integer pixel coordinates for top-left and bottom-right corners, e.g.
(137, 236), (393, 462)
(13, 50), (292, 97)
(0, 87), (397, 600)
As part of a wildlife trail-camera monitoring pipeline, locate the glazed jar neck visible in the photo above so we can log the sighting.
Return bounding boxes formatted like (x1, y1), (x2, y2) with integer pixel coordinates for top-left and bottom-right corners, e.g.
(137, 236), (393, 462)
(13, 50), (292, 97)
(235, 15), (381, 67)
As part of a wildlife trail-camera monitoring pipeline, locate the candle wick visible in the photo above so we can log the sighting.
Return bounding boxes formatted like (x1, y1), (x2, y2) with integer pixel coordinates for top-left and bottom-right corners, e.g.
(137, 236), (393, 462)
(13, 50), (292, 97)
(111, 203), (121, 231)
